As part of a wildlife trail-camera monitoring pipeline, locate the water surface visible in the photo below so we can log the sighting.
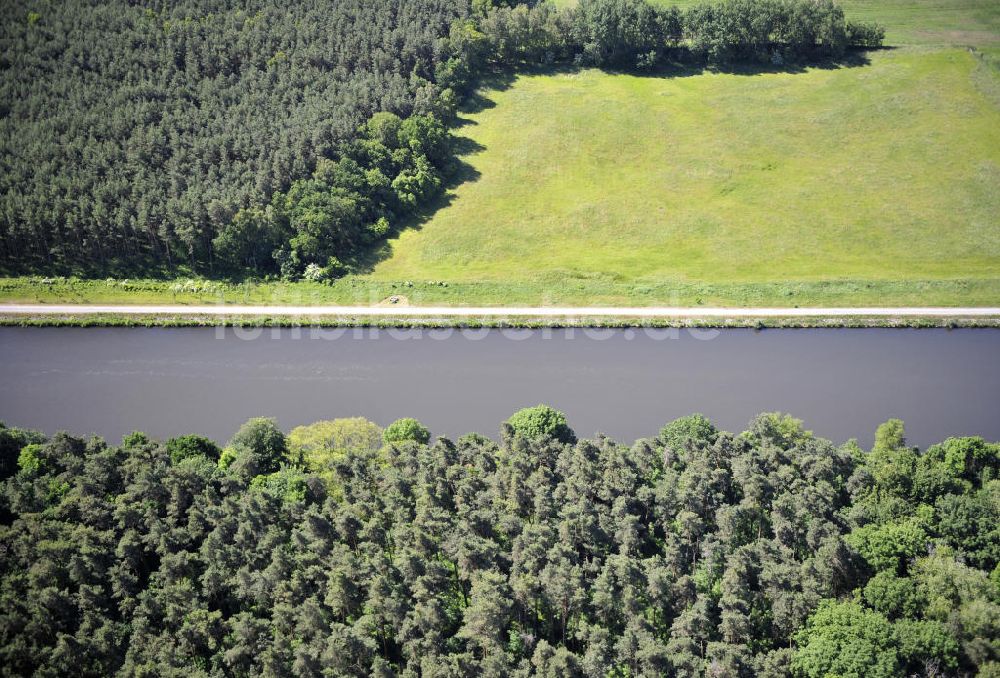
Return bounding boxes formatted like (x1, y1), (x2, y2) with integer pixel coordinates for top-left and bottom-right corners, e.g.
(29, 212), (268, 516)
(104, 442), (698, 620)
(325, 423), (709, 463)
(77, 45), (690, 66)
(0, 327), (997, 449)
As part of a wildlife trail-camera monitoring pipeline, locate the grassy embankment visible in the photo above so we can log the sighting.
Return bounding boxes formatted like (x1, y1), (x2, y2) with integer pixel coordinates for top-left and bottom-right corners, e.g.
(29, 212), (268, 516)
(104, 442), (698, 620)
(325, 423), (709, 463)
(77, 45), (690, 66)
(2, 0), (998, 311)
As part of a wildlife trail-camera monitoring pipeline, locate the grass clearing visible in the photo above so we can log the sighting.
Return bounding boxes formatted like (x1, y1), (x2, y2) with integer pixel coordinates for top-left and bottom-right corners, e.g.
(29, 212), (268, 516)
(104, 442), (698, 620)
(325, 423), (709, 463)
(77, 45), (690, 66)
(366, 47), (1000, 305)
(837, 0), (999, 46)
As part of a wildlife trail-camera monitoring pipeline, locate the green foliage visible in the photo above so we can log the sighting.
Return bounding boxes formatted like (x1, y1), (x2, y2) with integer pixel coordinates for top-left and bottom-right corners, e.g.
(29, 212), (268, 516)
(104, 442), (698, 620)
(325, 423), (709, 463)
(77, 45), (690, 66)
(792, 601), (899, 678)
(874, 418), (907, 453)
(224, 417), (289, 482)
(934, 436), (1000, 481)
(913, 444), (970, 504)
(506, 404), (576, 444)
(250, 466), (310, 504)
(743, 412), (812, 448)
(382, 417), (431, 445)
(660, 413), (718, 452)
(934, 482), (1000, 571)
(288, 417), (382, 490)
(893, 619), (960, 674)
(0, 423), (45, 480)
(165, 434), (221, 464)
(847, 517), (928, 573)
(863, 570), (925, 619)
(680, 0), (879, 65)
(573, 0), (672, 67)
(865, 419), (919, 500)
(911, 551), (1000, 621)
(121, 431), (150, 449)
(366, 111), (404, 148)
(289, 417), (383, 463)
(846, 18), (885, 47)
(16, 443), (46, 475)
(212, 205), (287, 274)
(400, 115), (451, 164)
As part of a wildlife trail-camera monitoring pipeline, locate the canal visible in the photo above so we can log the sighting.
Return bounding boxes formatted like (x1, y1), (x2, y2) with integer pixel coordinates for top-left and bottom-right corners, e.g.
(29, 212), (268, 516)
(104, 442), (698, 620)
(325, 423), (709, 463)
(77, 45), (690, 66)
(1, 326), (997, 448)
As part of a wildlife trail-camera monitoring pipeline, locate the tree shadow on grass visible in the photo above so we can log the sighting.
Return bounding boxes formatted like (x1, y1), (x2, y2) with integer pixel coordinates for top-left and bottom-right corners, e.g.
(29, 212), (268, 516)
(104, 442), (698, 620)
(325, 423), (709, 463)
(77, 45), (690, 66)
(343, 152), (483, 275)
(451, 69), (519, 126)
(604, 46), (880, 79)
(343, 72), (517, 274)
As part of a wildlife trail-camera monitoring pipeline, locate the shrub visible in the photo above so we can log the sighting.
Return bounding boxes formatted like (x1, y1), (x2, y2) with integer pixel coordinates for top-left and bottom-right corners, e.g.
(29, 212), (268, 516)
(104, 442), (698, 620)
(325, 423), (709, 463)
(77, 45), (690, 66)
(368, 217), (391, 239)
(302, 263), (327, 282)
(846, 20), (886, 48)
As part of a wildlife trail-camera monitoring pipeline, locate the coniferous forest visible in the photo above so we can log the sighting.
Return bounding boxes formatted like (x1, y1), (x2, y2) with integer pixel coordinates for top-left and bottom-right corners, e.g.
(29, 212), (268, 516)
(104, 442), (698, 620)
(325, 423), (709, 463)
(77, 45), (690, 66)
(0, 0), (468, 275)
(1, 409), (997, 677)
(0, 0), (882, 278)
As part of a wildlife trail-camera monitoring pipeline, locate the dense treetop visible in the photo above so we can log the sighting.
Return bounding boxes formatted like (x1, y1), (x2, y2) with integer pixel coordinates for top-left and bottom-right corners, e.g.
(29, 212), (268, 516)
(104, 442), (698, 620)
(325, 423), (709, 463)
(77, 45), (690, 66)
(1, 410), (995, 677)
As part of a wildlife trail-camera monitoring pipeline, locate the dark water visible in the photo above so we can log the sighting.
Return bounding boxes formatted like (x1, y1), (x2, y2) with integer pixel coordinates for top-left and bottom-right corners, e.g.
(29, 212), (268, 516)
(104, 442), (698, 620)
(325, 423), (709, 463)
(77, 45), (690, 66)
(0, 326), (997, 449)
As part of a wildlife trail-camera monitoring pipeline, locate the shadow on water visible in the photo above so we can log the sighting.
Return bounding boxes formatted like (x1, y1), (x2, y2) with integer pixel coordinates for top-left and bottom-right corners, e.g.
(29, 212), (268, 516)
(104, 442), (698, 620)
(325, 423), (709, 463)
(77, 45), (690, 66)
(346, 48), (880, 274)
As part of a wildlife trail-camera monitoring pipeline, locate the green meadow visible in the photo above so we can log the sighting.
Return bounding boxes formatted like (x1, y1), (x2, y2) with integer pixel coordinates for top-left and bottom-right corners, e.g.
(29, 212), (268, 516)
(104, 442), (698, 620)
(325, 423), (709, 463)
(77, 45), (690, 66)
(368, 46), (1000, 305)
(836, 0), (999, 46)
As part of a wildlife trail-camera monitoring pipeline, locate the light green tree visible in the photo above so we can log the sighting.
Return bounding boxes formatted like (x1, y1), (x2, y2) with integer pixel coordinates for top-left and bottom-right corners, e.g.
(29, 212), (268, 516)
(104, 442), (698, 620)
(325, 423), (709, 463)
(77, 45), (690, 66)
(288, 417), (382, 489)
(383, 418), (431, 445)
(506, 405), (576, 444)
(792, 600), (899, 678)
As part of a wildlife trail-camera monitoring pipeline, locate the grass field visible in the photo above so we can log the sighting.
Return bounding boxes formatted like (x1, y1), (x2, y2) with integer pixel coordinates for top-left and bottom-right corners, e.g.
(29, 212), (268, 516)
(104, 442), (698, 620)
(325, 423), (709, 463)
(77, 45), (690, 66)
(837, 0), (999, 46)
(367, 47), (1000, 304)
